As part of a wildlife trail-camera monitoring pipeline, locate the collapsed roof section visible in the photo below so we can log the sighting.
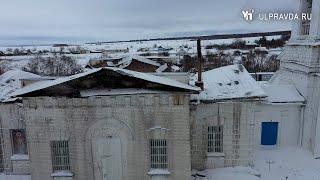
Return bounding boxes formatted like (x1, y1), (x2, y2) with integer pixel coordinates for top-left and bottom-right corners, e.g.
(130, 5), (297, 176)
(89, 55), (169, 73)
(11, 67), (200, 97)
(0, 70), (40, 102)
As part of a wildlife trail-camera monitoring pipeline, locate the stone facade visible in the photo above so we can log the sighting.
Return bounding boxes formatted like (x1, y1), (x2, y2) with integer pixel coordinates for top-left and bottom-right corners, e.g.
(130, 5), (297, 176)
(190, 102), (256, 170)
(270, 0), (320, 158)
(21, 94), (191, 180)
(254, 103), (303, 148)
(0, 104), (30, 174)
(274, 44), (320, 156)
(0, 94), (262, 179)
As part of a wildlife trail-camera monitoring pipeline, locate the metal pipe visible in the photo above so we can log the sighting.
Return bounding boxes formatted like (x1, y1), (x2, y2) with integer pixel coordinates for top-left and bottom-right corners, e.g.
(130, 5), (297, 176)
(197, 39), (202, 82)
(195, 39), (204, 90)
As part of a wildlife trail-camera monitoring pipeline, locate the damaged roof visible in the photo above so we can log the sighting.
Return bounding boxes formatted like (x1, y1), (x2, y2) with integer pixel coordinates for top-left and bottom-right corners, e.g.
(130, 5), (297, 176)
(190, 64), (267, 101)
(118, 55), (162, 68)
(0, 70), (40, 102)
(11, 67), (200, 97)
(117, 55), (168, 73)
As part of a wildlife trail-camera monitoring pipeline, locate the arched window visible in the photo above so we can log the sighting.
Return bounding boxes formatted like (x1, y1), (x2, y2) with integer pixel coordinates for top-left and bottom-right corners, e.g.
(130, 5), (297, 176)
(301, 0), (312, 35)
(145, 126), (170, 170)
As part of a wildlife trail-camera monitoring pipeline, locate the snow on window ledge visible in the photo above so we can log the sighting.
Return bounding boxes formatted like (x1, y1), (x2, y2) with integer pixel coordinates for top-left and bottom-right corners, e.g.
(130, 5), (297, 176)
(51, 171), (73, 177)
(10, 154), (29, 161)
(207, 152), (225, 157)
(148, 169), (170, 175)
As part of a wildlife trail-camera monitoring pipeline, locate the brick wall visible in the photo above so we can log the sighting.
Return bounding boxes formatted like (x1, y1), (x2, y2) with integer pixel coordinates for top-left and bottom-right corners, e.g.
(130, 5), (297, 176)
(190, 102), (256, 170)
(0, 104), (30, 174)
(22, 94), (191, 180)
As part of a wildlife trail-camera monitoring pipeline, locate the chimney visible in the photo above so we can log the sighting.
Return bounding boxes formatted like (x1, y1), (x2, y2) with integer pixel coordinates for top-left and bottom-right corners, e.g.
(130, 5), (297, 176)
(195, 39), (204, 90)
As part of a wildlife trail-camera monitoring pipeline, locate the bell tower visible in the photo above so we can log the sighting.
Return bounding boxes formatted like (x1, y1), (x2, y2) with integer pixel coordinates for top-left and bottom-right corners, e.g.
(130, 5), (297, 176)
(291, 0), (320, 40)
(272, 0), (320, 158)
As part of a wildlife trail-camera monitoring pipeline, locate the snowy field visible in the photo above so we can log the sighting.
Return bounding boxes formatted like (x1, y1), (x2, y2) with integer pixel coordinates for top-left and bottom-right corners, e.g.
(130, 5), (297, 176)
(0, 35), (284, 72)
(193, 147), (320, 180)
(0, 35), (282, 53)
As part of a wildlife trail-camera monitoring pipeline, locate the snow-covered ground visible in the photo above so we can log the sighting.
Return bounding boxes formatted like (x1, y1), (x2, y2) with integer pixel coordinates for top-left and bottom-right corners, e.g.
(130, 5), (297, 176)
(0, 35), (282, 53)
(0, 174), (30, 180)
(194, 147), (320, 180)
(0, 35), (284, 72)
(1, 147), (318, 180)
(255, 147), (320, 180)
(192, 166), (261, 180)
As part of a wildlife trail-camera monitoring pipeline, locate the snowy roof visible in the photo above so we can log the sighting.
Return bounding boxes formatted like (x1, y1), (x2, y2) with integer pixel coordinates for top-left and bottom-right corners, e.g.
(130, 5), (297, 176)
(0, 70), (40, 102)
(156, 63), (168, 73)
(255, 47), (268, 51)
(117, 55), (161, 68)
(131, 55), (161, 67)
(12, 67), (200, 97)
(190, 65), (267, 101)
(246, 42), (259, 46)
(261, 85), (305, 103)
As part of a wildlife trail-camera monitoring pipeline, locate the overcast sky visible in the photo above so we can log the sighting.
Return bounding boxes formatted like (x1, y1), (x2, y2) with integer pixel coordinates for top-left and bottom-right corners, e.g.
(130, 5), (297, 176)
(0, 0), (295, 45)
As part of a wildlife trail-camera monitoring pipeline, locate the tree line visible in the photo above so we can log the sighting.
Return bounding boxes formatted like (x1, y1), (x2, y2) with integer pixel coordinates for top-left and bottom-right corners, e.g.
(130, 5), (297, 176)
(181, 50), (280, 73)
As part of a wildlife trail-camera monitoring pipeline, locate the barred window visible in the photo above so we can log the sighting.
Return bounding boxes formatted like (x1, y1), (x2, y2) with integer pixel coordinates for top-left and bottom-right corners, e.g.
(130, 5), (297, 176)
(50, 141), (70, 172)
(150, 139), (167, 169)
(208, 126), (223, 153)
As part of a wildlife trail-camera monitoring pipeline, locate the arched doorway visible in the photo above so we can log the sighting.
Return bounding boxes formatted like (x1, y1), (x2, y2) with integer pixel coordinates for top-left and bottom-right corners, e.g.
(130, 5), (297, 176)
(85, 120), (133, 180)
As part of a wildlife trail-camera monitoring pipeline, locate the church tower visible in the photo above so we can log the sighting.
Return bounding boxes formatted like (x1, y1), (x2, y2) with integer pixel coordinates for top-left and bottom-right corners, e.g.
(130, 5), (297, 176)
(272, 0), (320, 157)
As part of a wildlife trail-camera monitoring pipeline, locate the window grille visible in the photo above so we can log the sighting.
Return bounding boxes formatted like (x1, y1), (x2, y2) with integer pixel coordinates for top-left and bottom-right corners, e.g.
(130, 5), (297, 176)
(150, 139), (167, 169)
(50, 141), (70, 172)
(208, 126), (223, 153)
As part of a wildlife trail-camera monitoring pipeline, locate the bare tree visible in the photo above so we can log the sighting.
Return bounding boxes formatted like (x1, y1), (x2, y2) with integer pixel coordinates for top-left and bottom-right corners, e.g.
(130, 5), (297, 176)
(230, 38), (246, 49)
(24, 54), (83, 76)
(246, 50), (267, 72)
(265, 54), (280, 72)
(0, 60), (10, 75)
(181, 55), (197, 72)
(6, 48), (12, 53)
(13, 48), (20, 55)
(205, 50), (233, 69)
(242, 50), (279, 73)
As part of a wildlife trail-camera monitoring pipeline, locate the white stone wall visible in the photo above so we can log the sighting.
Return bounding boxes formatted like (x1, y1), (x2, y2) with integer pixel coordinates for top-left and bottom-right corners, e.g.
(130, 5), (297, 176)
(255, 103), (303, 147)
(273, 43), (320, 157)
(190, 102), (256, 170)
(12, 159), (30, 174)
(0, 104), (30, 174)
(22, 94), (191, 180)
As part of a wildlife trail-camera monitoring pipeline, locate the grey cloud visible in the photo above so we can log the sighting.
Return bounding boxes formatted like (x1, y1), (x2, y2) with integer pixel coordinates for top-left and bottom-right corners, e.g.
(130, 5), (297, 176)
(0, 0), (293, 45)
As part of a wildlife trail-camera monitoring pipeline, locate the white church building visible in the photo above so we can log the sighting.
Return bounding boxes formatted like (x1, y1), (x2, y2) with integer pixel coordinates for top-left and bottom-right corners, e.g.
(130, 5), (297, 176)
(266, 0), (320, 157)
(0, 0), (319, 179)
